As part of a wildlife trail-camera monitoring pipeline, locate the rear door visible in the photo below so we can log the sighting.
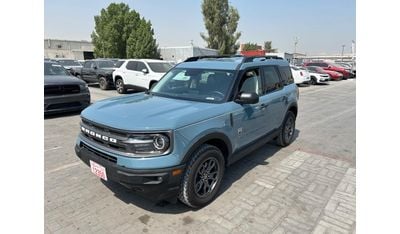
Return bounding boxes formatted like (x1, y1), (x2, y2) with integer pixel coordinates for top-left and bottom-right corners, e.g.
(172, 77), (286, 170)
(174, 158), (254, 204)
(260, 66), (288, 130)
(81, 61), (93, 82)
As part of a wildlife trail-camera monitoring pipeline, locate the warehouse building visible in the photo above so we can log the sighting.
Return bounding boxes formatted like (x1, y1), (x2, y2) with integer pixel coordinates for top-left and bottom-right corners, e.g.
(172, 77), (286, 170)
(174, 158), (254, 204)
(160, 46), (218, 62)
(44, 39), (94, 60)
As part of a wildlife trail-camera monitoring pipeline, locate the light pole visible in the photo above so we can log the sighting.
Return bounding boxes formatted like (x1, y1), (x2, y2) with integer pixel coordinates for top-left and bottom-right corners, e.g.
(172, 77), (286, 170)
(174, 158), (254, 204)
(294, 37), (299, 64)
(341, 44), (345, 61)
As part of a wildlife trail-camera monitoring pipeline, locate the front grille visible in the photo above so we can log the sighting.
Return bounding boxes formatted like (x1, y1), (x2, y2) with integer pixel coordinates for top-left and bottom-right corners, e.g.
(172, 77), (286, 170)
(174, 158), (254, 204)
(81, 119), (129, 153)
(81, 142), (117, 163)
(44, 85), (80, 96)
(47, 102), (82, 110)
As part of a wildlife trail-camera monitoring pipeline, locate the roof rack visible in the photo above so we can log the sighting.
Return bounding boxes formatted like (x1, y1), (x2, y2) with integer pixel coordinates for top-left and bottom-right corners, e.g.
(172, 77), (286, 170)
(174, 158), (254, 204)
(242, 56), (284, 63)
(184, 55), (244, 62)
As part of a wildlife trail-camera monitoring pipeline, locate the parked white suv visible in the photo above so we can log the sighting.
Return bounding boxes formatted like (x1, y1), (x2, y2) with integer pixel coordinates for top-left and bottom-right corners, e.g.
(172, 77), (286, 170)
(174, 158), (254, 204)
(291, 66), (310, 85)
(113, 59), (173, 94)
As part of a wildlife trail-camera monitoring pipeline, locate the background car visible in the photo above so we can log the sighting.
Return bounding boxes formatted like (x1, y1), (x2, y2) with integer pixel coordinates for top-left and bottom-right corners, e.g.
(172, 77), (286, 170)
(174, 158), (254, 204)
(306, 66), (330, 85)
(53, 59), (83, 76)
(72, 59), (119, 90)
(304, 61), (352, 79)
(113, 59), (173, 94)
(307, 66), (343, 81)
(44, 61), (90, 114)
(291, 65), (311, 85)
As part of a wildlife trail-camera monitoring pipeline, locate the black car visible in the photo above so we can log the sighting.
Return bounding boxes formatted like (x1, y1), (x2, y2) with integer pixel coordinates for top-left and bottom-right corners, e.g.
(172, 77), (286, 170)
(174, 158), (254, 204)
(72, 59), (118, 90)
(44, 61), (91, 114)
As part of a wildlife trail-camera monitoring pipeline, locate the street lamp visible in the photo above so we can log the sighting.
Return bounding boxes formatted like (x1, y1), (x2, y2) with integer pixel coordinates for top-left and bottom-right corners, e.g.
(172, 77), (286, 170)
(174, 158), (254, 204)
(341, 44), (346, 61)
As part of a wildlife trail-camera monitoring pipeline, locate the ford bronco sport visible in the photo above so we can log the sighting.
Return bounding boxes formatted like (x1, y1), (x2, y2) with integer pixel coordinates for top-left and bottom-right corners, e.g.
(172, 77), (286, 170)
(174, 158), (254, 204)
(75, 55), (298, 208)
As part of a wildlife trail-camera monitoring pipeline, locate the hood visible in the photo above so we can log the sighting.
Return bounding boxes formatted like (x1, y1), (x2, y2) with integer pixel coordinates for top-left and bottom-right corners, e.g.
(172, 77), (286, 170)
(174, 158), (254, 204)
(44, 75), (86, 85)
(81, 93), (228, 131)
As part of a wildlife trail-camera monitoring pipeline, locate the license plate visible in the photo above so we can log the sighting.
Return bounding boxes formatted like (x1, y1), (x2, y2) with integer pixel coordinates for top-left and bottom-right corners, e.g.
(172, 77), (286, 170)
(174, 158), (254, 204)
(90, 160), (108, 181)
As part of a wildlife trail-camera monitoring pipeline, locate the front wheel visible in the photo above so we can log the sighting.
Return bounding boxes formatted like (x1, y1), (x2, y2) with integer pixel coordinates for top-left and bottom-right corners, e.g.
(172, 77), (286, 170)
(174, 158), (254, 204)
(276, 111), (296, 147)
(310, 77), (317, 85)
(179, 144), (225, 208)
(115, 79), (126, 94)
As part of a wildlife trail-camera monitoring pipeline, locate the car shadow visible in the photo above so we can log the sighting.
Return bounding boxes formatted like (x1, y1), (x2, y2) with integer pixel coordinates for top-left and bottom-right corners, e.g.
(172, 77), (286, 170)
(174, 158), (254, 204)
(100, 129), (300, 213)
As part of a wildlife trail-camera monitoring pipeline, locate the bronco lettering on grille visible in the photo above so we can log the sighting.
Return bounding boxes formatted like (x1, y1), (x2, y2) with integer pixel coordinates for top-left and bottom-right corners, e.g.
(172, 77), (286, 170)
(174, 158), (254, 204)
(81, 126), (117, 143)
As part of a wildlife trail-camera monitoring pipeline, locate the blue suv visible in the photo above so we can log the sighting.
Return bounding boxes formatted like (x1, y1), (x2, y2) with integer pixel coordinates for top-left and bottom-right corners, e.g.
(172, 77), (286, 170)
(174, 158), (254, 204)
(75, 55), (298, 208)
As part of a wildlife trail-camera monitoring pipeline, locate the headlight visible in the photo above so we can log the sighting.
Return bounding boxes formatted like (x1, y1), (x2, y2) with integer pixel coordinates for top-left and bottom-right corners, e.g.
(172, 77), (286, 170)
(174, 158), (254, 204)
(80, 83), (89, 90)
(123, 133), (171, 155)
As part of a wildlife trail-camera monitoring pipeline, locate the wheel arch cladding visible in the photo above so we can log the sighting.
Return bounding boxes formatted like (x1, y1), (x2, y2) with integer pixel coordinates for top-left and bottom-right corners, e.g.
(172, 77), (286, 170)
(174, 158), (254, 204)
(182, 132), (232, 166)
(288, 104), (298, 118)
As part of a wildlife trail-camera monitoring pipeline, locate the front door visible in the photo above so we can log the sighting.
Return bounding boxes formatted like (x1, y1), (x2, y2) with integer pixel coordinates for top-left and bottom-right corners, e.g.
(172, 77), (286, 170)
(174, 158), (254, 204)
(232, 68), (266, 149)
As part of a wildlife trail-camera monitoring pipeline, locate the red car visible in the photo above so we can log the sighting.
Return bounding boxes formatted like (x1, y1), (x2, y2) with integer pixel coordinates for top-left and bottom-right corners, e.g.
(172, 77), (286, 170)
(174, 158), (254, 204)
(304, 62), (351, 79)
(306, 66), (343, 80)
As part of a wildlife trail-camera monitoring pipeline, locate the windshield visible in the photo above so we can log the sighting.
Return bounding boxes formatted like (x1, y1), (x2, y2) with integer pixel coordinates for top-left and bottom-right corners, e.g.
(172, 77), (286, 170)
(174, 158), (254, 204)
(147, 62), (173, 73)
(151, 68), (235, 103)
(58, 60), (81, 66)
(97, 60), (116, 68)
(44, 63), (69, 76)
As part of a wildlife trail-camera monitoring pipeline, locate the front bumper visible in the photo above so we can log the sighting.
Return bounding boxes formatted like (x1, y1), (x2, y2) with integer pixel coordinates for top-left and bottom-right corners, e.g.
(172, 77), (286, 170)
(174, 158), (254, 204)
(317, 77), (330, 83)
(44, 92), (90, 114)
(75, 141), (185, 201)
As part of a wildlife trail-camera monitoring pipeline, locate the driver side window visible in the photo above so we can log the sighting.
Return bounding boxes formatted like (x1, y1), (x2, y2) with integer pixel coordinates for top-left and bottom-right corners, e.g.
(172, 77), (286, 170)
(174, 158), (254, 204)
(239, 68), (262, 95)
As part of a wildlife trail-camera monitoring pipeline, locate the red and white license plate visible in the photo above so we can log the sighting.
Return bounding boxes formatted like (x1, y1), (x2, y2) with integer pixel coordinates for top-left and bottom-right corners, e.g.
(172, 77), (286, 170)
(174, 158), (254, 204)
(90, 160), (108, 181)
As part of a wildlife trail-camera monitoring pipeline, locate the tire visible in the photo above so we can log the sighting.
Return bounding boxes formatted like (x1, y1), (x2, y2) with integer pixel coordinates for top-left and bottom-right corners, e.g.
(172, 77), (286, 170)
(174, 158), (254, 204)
(179, 144), (225, 208)
(115, 78), (126, 94)
(276, 111), (296, 147)
(98, 77), (109, 90)
(310, 77), (317, 85)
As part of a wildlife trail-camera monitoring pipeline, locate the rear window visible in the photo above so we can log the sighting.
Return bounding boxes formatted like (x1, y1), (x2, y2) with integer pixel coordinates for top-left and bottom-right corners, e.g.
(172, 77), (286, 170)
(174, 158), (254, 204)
(279, 66), (294, 85)
(148, 62), (173, 73)
(97, 60), (115, 68)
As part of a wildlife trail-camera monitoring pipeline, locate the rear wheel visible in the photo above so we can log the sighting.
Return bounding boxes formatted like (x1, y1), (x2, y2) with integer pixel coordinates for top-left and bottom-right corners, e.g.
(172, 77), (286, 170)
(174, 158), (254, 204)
(179, 144), (225, 208)
(115, 78), (126, 94)
(98, 77), (109, 90)
(276, 111), (296, 147)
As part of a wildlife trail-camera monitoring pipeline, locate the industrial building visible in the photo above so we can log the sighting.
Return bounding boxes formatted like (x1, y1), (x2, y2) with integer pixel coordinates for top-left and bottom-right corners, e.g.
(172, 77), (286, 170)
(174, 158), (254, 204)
(159, 46), (218, 62)
(44, 39), (94, 60)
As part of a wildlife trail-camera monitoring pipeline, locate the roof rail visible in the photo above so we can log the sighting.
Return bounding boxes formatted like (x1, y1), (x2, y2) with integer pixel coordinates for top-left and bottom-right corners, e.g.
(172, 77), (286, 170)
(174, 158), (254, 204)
(184, 55), (244, 62)
(242, 56), (284, 63)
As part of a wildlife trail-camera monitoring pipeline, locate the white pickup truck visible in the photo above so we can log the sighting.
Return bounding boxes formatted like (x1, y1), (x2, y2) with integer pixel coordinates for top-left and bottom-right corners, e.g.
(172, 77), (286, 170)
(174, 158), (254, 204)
(112, 59), (173, 94)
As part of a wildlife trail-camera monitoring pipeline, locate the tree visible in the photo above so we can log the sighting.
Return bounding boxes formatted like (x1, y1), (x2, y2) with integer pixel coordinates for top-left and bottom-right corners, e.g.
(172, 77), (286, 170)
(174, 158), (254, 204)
(242, 42), (261, 51)
(91, 3), (159, 59)
(264, 41), (277, 53)
(200, 0), (241, 55)
(127, 19), (160, 58)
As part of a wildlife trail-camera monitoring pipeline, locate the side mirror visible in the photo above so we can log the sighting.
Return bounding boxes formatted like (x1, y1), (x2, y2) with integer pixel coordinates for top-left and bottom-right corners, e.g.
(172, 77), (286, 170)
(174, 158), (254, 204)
(142, 68), (148, 74)
(235, 92), (259, 105)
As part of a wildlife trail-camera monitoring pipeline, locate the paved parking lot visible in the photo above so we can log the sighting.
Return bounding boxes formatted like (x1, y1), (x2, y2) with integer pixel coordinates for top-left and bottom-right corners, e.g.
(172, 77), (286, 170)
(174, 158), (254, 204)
(45, 80), (356, 233)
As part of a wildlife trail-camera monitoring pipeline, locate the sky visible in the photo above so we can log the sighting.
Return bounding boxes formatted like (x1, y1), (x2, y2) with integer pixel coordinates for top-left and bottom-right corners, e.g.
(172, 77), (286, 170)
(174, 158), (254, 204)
(44, 0), (356, 55)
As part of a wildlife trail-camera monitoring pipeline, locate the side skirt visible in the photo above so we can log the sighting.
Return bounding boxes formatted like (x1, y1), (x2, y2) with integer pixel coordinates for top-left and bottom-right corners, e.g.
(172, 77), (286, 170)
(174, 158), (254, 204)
(227, 128), (281, 166)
